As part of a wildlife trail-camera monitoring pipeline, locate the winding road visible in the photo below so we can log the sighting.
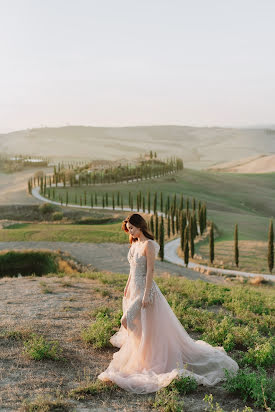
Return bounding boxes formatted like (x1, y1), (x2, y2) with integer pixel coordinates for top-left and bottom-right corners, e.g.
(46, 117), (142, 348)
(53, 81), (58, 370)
(1, 185), (273, 283)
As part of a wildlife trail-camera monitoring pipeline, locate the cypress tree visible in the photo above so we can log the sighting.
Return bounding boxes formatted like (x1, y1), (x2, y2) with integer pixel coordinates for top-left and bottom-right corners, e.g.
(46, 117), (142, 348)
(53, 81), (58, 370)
(167, 215), (171, 237)
(171, 208), (175, 235)
(192, 197), (196, 211)
(95, 192), (97, 206)
(159, 217), (164, 261)
(176, 208), (179, 233)
(180, 194), (184, 211)
(147, 191), (151, 214)
(193, 210), (198, 236)
(155, 213), (159, 240)
(268, 219), (274, 273)
(121, 195), (124, 210)
(105, 192), (108, 207)
(186, 197), (189, 214)
(150, 215), (154, 234)
(180, 210), (185, 251)
(160, 192), (163, 213)
(142, 195), (145, 213)
(91, 193), (93, 208)
(112, 193), (115, 210)
(129, 192), (131, 209)
(117, 191), (120, 205)
(102, 196), (105, 208)
(173, 193), (177, 211)
(84, 191), (87, 205)
(189, 217), (195, 258)
(184, 225), (189, 267)
(167, 195), (170, 212)
(153, 192), (157, 215)
(66, 191), (68, 206)
(75, 193), (77, 204)
(80, 195), (82, 207)
(199, 208), (204, 235)
(209, 221), (214, 264)
(234, 223), (239, 268)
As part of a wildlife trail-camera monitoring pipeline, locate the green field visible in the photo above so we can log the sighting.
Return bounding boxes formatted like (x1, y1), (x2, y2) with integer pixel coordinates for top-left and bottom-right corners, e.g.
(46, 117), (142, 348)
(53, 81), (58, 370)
(0, 222), (128, 243)
(50, 168), (274, 241)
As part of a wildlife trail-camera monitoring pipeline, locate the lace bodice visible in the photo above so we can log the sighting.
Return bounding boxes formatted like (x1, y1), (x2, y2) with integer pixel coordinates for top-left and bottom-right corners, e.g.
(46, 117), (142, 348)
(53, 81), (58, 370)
(127, 239), (160, 305)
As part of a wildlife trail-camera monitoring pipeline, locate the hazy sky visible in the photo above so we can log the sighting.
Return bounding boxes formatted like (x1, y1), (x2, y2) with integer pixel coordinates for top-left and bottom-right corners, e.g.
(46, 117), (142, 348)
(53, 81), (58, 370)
(0, 0), (274, 133)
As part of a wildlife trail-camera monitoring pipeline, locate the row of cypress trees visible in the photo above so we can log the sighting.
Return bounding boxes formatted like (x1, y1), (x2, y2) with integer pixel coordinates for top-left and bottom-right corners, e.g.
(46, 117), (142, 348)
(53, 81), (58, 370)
(204, 220), (274, 273)
(29, 156), (183, 188)
(44, 189), (206, 224)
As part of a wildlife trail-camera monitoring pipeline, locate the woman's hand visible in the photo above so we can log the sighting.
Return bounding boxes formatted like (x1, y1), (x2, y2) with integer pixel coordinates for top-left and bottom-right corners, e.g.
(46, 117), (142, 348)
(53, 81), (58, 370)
(142, 294), (150, 308)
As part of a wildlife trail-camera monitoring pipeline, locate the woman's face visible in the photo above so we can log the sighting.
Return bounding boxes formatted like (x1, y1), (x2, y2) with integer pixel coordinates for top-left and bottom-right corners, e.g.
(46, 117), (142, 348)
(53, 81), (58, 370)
(126, 221), (141, 238)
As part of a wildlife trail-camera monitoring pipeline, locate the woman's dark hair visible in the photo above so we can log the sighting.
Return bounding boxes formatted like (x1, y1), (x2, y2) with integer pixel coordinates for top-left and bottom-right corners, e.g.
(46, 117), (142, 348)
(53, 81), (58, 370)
(122, 213), (154, 245)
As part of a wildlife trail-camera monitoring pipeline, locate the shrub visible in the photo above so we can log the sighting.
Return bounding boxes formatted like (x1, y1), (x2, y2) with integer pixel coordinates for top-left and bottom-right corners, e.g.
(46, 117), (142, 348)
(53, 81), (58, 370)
(201, 316), (236, 351)
(223, 367), (275, 410)
(153, 386), (184, 412)
(0, 250), (59, 277)
(39, 203), (57, 215)
(23, 333), (64, 361)
(81, 309), (121, 349)
(52, 211), (63, 221)
(242, 337), (275, 368)
(169, 375), (198, 395)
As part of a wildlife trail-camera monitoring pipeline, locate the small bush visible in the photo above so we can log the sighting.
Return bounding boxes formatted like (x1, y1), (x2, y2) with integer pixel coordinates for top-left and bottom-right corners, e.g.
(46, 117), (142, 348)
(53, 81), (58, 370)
(23, 332), (64, 361)
(81, 309), (121, 349)
(153, 386), (184, 412)
(39, 203), (57, 215)
(242, 337), (275, 368)
(223, 367), (275, 410)
(169, 375), (198, 395)
(52, 211), (63, 221)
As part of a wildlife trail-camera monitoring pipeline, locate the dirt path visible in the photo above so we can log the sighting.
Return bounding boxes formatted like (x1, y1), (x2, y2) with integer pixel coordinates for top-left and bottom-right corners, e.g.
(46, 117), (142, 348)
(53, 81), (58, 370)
(0, 166), (52, 205)
(0, 241), (226, 285)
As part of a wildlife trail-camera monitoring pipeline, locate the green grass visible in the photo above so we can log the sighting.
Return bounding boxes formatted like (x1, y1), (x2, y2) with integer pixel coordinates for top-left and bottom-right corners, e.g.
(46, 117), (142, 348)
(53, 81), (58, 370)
(50, 168), (274, 243)
(0, 222), (128, 243)
(0, 250), (59, 277)
(60, 270), (274, 410)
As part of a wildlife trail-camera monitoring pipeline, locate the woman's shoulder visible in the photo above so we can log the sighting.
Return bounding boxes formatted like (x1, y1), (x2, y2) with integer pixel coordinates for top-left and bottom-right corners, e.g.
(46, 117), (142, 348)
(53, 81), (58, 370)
(145, 239), (160, 255)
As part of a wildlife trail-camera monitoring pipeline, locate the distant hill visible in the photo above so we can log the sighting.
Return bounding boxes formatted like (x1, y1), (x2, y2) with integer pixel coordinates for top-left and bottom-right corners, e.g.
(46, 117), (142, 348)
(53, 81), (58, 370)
(207, 154), (275, 173)
(1, 125), (275, 170)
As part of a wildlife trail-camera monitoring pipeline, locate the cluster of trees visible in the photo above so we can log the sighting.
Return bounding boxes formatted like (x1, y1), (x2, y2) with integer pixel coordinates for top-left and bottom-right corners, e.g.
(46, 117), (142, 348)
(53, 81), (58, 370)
(43, 188), (206, 233)
(28, 155), (183, 189)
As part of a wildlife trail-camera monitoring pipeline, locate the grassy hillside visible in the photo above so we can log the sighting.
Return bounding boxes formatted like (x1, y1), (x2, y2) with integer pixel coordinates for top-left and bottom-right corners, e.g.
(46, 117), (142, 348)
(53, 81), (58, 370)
(51, 167), (275, 242)
(1, 125), (275, 169)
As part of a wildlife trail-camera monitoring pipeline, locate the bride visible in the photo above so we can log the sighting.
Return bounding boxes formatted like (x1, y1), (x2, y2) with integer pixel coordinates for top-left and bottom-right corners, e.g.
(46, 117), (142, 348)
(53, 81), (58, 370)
(98, 213), (239, 394)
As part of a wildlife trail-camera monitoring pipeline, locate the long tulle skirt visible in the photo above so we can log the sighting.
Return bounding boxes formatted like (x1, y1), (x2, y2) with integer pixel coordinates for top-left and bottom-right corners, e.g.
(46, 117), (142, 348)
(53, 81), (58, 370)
(98, 282), (239, 394)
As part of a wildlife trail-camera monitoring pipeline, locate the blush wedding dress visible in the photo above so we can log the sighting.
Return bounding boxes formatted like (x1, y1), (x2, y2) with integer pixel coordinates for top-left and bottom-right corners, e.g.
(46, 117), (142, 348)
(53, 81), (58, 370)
(98, 239), (239, 394)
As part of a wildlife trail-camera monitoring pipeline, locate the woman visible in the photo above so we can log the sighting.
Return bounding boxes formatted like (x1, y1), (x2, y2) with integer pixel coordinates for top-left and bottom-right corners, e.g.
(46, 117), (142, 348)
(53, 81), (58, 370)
(98, 213), (239, 394)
